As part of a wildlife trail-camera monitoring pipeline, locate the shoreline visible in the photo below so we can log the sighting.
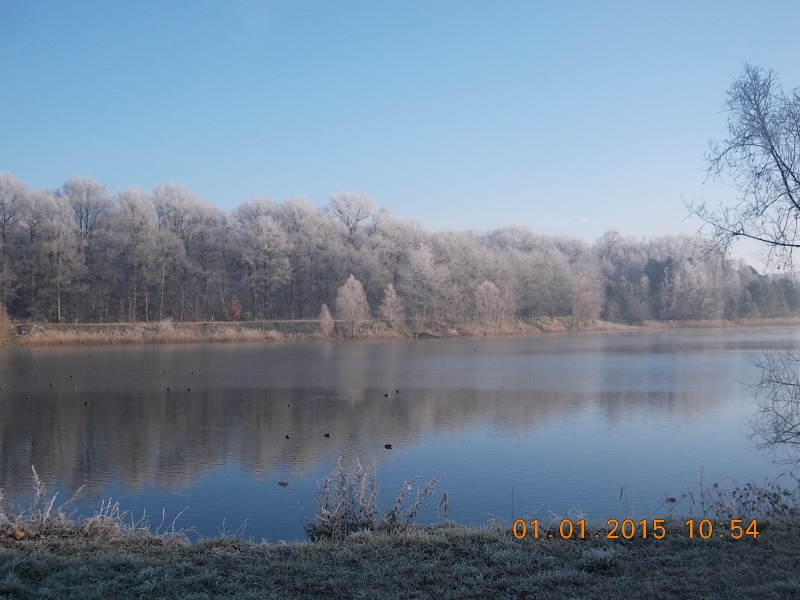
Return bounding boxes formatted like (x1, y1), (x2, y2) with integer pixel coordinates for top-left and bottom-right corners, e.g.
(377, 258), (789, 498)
(5, 315), (800, 347)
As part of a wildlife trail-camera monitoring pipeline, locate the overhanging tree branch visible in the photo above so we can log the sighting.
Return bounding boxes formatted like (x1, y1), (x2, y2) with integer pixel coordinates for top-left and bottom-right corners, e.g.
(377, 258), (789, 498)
(693, 65), (800, 269)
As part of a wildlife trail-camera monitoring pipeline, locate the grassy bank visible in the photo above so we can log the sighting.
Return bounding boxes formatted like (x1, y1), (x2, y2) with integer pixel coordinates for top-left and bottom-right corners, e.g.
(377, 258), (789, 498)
(8, 316), (800, 347)
(2, 468), (800, 598)
(2, 518), (799, 598)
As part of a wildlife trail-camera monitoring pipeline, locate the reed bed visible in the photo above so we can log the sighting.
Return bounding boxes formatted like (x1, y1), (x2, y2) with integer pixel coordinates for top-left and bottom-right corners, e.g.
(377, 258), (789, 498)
(9, 315), (800, 347)
(643, 316), (800, 330)
(14, 322), (287, 346)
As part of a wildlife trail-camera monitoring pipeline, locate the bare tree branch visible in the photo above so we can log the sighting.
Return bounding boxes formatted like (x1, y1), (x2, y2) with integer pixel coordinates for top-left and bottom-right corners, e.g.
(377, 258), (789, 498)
(688, 65), (800, 270)
(750, 349), (800, 464)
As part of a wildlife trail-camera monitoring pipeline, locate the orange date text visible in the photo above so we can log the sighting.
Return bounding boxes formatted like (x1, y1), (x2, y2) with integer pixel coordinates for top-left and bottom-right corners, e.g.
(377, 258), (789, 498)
(512, 518), (759, 540)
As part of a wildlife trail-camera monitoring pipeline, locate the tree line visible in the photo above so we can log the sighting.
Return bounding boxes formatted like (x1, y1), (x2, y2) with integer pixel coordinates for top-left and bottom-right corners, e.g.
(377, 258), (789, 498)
(0, 171), (797, 329)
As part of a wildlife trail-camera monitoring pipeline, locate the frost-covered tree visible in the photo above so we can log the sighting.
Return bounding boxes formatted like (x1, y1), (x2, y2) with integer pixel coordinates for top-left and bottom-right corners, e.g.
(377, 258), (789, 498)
(0, 173), (25, 310)
(326, 193), (386, 247)
(568, 262), (602, 324)
(57, 177), (112, 318)
(58, 177), (111, 258)
(111, 188), (156, 321)
(17, 189), (84, 321)
(234, 201), (290, 319)
(0, 170), (794, 329)
(336, 274), (370, 337)
(151, 183), (226, 320)
(474, 280), (503, 328)
(277, 198), (330, 318)
(400, 243), (450, 325)
(379, 283), (404, 331)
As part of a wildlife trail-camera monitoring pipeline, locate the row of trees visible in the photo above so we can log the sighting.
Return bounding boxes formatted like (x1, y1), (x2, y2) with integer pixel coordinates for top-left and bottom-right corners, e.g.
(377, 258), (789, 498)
(0, 171), (797, 328)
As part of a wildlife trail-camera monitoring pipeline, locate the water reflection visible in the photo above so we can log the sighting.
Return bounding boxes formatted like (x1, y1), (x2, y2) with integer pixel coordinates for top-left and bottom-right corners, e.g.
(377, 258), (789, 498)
(2, 384), (593, 499)
(0, 328), (798, 539)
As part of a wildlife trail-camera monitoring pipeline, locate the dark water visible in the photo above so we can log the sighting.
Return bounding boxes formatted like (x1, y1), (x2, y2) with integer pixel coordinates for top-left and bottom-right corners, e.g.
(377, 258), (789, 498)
(0, 327), (797, 541)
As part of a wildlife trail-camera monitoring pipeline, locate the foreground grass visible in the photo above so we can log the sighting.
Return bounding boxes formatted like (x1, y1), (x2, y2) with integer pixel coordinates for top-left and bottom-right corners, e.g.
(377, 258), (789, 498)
(1, 519), (799, 599)
(2, 467), (799, 598)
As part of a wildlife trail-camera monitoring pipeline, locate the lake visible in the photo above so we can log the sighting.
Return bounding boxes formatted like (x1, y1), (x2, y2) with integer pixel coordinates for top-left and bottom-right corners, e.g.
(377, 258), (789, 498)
(0, 327), (798, 541)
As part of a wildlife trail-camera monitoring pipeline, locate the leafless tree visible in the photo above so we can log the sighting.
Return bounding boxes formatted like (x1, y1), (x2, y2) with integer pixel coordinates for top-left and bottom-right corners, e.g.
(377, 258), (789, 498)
(0, 173), (24, 308)
(687, 66), (800, 462)
(234, 203), (290, 319)
(687, 64), (800, 269)
(474, 280), (502, 329)
(17, 189), (84, 321)
(112, 188), (156, 321)
(327, 193), (386, 247)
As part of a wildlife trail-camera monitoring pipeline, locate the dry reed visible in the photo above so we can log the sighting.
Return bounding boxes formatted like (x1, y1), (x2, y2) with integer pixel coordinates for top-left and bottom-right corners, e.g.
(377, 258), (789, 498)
(0, 466), (190, 543)
(15, 322), (285, 346)
(10, 314), (800, 348)
(697, 473), (800, 520)
(302, 457), (442, 540)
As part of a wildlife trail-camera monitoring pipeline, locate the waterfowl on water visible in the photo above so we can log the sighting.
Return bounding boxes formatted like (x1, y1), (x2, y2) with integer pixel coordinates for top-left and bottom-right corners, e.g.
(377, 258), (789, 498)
(285, 434), (291, 439)
(324, 433), (331, 438)
(278, 481), (289, 487)
(384, 444), (392, 449)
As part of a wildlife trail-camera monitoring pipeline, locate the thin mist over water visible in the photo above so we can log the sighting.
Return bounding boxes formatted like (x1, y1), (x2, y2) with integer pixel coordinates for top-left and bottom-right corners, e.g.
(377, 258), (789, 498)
(0, 327), (797, 541)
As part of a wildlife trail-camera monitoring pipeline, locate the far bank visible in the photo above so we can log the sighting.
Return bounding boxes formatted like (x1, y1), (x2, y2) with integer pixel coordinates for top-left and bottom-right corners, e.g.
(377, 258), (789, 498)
(4, 316), (800, 347)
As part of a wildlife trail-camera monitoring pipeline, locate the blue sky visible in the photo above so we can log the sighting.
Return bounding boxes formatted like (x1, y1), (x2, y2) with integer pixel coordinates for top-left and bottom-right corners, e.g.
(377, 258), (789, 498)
(2, 1), (800, 247)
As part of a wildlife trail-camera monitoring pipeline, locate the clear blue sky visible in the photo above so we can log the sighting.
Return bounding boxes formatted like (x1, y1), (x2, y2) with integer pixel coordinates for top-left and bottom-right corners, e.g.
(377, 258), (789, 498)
(2, 0), (800, 245)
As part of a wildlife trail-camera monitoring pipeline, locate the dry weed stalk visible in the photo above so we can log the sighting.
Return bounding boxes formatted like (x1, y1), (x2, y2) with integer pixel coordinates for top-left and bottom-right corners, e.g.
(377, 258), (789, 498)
(303, 457), (442, 540)
(0, 466), (85, 539)
(0, 466), (188, 542)
(699, 473), (800, 520)
(382, 475), (442, 532)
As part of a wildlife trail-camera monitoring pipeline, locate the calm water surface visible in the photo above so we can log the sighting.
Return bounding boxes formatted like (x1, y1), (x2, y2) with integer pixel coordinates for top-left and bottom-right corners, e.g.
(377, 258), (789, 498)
(1, 327), (798, 541)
